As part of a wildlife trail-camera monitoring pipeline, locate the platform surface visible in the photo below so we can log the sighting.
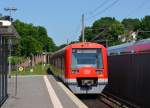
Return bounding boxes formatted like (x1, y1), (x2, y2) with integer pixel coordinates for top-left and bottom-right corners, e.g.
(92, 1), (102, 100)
(2, 75), (87, 108)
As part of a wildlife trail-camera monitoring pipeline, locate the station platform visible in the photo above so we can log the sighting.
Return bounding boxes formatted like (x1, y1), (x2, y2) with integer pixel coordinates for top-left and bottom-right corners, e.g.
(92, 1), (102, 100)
(2, 75), (88, 108)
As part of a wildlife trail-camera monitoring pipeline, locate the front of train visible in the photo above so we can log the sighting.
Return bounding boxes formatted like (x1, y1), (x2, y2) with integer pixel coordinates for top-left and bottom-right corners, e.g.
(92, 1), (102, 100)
(65, 42), (108, 94)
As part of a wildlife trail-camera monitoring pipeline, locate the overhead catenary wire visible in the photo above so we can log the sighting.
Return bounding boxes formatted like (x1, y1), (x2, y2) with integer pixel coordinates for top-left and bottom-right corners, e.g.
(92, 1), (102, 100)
(88, 0), (111, 15)
(74, 18), (82, 38)
(75, 19), (82, 36)
(87, 0), (120, 21)
(74, 0), (120, 42)
(125, 0), (149, 18)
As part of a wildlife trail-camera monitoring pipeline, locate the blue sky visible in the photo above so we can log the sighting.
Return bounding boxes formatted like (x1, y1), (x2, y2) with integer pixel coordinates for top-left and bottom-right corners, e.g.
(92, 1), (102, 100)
(0, 0), (150, 45)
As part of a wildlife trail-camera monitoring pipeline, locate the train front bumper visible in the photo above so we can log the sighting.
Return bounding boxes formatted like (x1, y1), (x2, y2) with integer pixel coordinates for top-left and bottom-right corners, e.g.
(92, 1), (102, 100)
(65, 78), (108, 94)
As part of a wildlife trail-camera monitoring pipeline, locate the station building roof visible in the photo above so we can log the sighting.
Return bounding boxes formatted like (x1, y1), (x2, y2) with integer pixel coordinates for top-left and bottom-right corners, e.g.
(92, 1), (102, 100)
(0, 20), (19, 38)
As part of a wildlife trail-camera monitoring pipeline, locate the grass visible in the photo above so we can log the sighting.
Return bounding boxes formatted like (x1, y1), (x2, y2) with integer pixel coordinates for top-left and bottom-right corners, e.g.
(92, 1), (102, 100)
(11, 63), (50, 76)
(9, 56), (26, 65)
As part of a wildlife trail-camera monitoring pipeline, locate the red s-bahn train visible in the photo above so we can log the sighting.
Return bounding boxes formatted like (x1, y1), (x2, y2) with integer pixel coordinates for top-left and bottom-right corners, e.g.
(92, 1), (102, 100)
(50, 42), (108, 94)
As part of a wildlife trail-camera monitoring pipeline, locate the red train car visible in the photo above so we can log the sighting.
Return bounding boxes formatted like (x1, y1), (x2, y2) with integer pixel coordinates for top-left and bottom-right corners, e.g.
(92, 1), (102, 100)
(127, 39), (150, 53)
(50, 42), (108, 94)
(108, 38), (150, 55)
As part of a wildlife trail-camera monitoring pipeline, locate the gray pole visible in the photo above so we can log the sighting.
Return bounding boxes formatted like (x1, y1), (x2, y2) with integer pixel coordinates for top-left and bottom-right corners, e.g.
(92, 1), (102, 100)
(106, 39), (108, 48)
(4, 6), (18, 96)
(15, 69), (18, 96)
(82, 14), (85, 42)
(8, 39), (12, 78)
(67, 39), (69, 45)
(4, 7), (17, 78)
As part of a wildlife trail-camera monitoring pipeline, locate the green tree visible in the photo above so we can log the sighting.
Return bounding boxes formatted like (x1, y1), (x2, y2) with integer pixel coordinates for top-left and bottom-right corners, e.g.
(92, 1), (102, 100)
(122, 18), (141, 31)
(20, 37), (43, 56)
(79, 17), (125, 46)
(79, 27), (94, 41)
(13, 20), (57, 56)
(58, 44), (67, 49)
(138, 16), (150, 39)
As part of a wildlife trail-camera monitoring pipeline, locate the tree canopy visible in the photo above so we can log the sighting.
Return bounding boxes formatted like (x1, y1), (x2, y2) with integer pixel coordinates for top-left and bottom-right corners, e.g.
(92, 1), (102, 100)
(79, 17), (125, 46)
(138, 16), (150, 39)
(13, 20), (57, 57)
(122, 18), (141, 31)
(79, 16), (150, 47)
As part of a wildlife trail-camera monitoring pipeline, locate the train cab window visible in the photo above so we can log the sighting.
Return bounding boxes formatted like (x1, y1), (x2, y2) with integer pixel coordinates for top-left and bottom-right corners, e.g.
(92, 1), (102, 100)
(71, 49), (103, 68)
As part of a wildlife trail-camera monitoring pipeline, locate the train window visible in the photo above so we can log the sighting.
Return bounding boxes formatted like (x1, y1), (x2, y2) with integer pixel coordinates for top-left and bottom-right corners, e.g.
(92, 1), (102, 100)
(71, 49), (103, 68)
(97, 49), (103, 68)
(77, 55), (96, 65)
(109, 52), (119, 56)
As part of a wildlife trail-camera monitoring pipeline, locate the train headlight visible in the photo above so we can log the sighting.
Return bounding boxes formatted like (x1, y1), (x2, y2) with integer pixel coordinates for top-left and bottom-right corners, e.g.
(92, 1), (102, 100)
(96, 70), (103, 74)
(72, 69), (79, 74)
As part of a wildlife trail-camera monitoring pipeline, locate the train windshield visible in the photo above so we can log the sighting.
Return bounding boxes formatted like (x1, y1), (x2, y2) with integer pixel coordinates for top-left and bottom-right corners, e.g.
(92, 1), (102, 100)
(72, 49), (103, 68)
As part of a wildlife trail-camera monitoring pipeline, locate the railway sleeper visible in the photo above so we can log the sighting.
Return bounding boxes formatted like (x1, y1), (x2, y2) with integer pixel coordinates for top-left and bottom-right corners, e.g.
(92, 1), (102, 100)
(99, 93), (129, 108)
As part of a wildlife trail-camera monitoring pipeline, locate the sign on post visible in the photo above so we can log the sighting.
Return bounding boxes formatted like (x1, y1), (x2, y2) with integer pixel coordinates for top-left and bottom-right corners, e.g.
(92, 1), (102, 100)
(18, 66), (24, 72)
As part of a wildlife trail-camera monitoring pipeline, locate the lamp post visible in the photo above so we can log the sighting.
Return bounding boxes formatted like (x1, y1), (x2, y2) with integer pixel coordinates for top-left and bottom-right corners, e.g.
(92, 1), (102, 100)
(4, 7), (17, 78)
(4, 7), (17, 21)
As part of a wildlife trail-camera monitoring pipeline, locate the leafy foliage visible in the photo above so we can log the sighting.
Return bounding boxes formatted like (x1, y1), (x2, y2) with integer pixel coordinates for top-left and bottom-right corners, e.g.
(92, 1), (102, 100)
(79, 16), (150, 47)
(122, 18), (141, 31)
(11, 64), (50, 75)
(13, 20), (58, 56)
(79, 17), (124, 46)
(10, 56), (26, 65)
(79, 27), (94, 41)
(138, 16), (150, 39)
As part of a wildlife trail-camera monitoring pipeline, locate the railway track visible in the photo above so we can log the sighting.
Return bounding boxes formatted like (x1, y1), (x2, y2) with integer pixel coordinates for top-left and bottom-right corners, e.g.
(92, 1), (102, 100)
(99, 93), (128, 108)
(78, 94), (110, 108)
(78, 93), (130, 108)
(51, 74), (132, 108)
(102, 92), (140, 108)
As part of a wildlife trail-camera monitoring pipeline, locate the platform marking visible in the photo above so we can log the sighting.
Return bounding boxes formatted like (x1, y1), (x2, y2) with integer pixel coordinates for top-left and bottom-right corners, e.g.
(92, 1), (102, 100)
(44, 75), (63, 108)
(58, 82), (88, 108)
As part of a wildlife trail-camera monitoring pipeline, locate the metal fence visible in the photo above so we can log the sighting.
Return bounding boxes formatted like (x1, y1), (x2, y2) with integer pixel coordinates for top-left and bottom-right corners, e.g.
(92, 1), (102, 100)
(104, 53), (150, 108)
(10, 55), (45, 71)
(0, 35), (8, 106)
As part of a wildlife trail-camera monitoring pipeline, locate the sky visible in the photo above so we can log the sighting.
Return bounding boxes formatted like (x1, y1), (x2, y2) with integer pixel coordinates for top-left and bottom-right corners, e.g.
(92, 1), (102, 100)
(0, 0), (150, 45)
